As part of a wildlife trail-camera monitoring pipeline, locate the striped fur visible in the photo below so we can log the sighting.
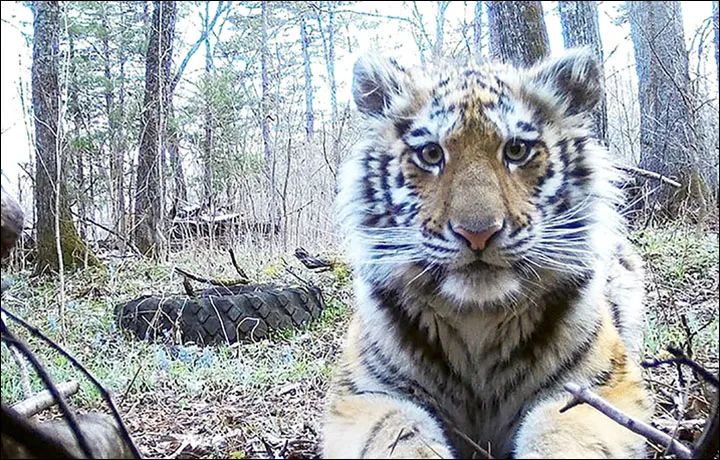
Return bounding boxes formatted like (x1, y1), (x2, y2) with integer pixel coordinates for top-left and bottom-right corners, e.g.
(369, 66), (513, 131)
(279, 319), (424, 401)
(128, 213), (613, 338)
(323, 49), (651, 459)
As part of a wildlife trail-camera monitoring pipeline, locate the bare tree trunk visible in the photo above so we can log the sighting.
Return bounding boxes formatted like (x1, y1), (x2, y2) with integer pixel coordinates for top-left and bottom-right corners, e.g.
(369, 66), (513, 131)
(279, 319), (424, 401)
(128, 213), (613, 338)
(410, 1), (431, 64)
(316, 3), (339, 163)
(714, 1), (719, 77)
(101, 3), (124, 242)
(32, 0), (96, 273)
(202, 0), (214, 209)
(68, 32), (86, 241)
(558, 1), (608, 144)
(327, 4), (338, 128)
(300, 12), (314, 140)
(629, 1), (707, 214)
(260, 1), (275, 217)
(473, 1), (482, 56)
(114, 6), (128, 238)
(167, 108), (187, 205)
(487, 1), (549, 66)
(433, 1), (450, 58)
(134, 0), (176, 257)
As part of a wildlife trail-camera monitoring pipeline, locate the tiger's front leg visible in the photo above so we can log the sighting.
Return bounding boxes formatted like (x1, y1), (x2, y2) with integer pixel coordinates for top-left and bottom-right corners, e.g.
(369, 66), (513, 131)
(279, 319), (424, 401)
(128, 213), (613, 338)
(322, 317), (455, 459)
(322, 391), (455, 459)
(513, 346), (653, 459)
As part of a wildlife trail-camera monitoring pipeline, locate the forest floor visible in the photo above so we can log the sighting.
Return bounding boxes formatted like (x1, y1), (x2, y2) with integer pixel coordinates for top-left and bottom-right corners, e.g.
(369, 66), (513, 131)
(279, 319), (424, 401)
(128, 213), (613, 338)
(1, 222), (718, 459)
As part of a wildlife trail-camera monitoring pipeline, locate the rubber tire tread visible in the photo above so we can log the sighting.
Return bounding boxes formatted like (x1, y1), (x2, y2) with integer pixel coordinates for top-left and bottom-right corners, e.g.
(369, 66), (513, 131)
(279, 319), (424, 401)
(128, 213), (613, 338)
(115, 285), (324, 345)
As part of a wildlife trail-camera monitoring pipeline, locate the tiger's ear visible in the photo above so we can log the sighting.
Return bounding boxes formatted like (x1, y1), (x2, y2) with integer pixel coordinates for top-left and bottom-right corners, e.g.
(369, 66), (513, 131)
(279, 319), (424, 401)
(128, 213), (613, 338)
(527, 48), (601, 116)
(352, 54), (415, 117)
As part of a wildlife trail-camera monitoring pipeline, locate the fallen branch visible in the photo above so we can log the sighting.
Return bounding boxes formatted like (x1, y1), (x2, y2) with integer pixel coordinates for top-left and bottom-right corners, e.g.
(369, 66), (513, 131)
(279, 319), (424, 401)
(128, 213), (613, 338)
(562, 382), (693, 459)
(1, 307), (141, 459)
(174, 267), (249, 287)
(614, 164), (682, 188)
(293, 247), (334, 271)
(11, 380), (79, 418)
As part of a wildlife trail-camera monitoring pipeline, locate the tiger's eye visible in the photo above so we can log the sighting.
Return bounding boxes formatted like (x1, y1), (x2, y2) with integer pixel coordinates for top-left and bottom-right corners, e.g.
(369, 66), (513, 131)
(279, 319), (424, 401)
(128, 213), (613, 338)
(504, 140), (531, 163)
(419, 143), (444, 166)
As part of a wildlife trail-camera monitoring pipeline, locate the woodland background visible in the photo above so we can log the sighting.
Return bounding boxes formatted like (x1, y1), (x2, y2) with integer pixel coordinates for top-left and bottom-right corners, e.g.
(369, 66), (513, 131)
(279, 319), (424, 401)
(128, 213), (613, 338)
(0, 1), (718, 458)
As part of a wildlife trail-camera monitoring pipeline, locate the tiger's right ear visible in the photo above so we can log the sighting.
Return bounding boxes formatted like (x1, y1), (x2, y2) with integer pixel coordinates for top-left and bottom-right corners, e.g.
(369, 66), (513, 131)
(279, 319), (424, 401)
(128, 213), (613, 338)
(352, 54), (414, 117)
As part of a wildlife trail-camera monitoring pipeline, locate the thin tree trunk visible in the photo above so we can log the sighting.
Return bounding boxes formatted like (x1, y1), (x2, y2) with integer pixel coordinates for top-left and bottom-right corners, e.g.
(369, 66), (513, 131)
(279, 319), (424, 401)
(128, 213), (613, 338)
(714, 1), (719, 77)
(327, 4), (338, 128)
(316, 4), (339, 163)
(487, 1), (549, 66)
(102, 3), (124, 241)
(558, 1), (608, 144)
(114, 5), (127, 238)
(473, 1), (482, 57)
(629, 1), (707, 213)
(260, 1), (275, 218)
(68, 32), (86, 241)
(300, 12), (314, 140)
(434, 1), (450, 58)
(167, 106), (187, 205)
(32, 0), (96, 273)
(134, 0), (176, 257)
(202, 0), (214, 209)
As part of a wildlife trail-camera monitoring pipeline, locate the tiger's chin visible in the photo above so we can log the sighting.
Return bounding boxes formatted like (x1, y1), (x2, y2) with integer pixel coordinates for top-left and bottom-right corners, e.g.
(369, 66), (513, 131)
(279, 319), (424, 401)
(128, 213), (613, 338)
(439, 264), (522, 310)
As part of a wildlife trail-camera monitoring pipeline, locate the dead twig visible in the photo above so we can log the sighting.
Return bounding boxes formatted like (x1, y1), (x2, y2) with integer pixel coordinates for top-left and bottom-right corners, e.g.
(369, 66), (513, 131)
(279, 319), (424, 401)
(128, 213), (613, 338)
(642, 346), (720, 388)
(228, 248), (249, 279)
(614, 164), (682, 188)
(174, 267), (249, 287)
(11, 380), (79, 418)
(181, 277), (195, 297)
(562, 382), (693, 459)
(451, 426), (494, 459)
(260, 437), (276, 459)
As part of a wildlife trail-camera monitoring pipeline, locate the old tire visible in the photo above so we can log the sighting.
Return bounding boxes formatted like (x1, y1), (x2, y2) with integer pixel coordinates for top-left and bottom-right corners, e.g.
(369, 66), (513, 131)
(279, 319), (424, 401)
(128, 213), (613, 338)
(114, 284), (324, 345)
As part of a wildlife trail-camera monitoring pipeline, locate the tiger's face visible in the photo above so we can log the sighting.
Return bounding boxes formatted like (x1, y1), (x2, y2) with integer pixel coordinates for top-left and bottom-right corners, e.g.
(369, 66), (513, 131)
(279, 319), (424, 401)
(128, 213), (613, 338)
(338, 49), (619, 307)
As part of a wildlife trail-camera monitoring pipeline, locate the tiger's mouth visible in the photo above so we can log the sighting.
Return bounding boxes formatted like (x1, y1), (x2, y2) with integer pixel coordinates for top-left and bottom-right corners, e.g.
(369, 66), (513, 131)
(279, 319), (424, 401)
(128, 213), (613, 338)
(449, 254), (512, 273)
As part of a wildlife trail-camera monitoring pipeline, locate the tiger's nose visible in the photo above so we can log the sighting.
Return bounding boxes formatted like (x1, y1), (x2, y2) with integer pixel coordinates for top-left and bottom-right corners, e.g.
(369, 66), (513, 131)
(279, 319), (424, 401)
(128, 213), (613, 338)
(453, 220), (504, 251)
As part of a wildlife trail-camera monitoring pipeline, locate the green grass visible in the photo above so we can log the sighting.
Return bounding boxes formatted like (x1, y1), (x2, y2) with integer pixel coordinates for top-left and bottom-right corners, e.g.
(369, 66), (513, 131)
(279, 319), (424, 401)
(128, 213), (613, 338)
(0, 247), (353, 408)
(632, 224), (719, 360)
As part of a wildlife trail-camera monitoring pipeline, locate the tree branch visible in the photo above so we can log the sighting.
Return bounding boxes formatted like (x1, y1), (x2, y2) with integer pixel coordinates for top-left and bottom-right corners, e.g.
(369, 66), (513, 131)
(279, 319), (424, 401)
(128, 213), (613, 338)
(174, 266), (249, 287)
(562, 382), (693, 459)
(170, 1), (230, 92)
(11, 380), (79, 418)
(614, 164), (682, 188)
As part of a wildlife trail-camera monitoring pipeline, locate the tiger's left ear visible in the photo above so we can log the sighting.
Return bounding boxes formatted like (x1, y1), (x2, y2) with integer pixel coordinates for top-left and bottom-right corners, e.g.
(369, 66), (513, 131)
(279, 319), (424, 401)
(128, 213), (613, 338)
(527, 48), (601, 116)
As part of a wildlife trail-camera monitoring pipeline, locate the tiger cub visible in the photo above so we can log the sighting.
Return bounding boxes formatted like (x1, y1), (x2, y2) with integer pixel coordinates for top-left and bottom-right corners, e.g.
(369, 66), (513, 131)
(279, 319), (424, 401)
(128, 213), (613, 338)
(322, 49), (652, 459)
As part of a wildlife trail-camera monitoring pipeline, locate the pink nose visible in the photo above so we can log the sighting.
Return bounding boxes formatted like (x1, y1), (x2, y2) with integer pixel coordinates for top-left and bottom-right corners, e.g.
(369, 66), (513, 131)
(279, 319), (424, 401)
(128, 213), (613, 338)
(454, 221), (503, 251)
